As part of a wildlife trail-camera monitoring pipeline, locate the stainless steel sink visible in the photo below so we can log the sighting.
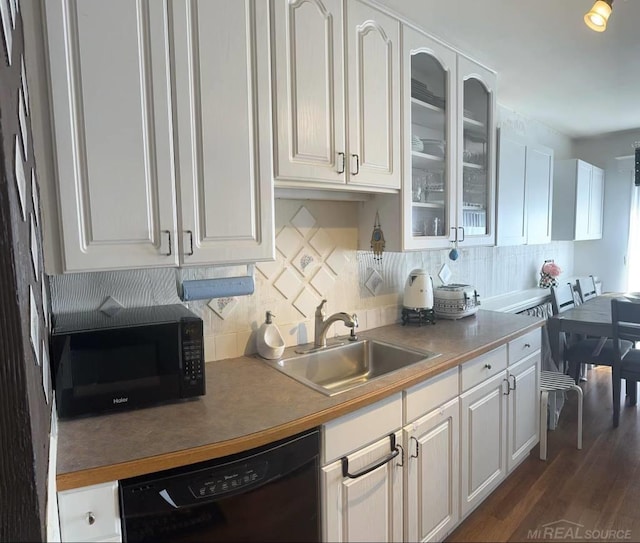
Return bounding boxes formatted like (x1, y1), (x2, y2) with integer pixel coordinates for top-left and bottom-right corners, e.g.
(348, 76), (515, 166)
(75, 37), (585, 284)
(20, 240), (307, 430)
(264, 339), (440, 396)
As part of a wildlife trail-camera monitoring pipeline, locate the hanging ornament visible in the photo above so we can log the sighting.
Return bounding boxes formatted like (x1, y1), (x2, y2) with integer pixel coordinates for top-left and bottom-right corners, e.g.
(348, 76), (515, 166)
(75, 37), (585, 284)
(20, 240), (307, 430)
(370, 211), (385, 263)
(449, 232), (459, 261)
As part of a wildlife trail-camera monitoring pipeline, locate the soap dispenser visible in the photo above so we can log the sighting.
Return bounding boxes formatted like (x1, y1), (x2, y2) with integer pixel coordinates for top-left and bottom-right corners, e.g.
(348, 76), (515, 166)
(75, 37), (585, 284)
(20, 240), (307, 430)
(256, 311), (285, 360)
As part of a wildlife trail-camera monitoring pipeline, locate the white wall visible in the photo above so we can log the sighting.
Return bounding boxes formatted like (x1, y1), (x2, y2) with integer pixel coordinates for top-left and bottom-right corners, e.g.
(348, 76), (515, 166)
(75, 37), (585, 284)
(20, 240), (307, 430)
(572, 129), (640, 292)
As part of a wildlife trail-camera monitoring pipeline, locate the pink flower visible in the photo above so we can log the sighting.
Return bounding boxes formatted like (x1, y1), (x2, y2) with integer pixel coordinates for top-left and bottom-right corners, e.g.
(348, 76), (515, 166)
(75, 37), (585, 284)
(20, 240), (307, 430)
(542, 262), (562, 277)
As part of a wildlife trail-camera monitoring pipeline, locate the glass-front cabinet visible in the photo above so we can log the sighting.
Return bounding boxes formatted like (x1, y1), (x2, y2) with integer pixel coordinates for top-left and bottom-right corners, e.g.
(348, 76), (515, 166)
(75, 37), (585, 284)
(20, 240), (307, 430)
(402, 27), (496, 250)
(403, 27), (457, 250)
(457, 56), (496, 246)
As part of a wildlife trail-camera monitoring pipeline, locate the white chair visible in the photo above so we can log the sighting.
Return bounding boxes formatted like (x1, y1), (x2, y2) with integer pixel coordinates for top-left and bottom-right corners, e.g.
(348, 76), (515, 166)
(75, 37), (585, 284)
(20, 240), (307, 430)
(539, 370), (583, 460)
(576, 276), (598, 303)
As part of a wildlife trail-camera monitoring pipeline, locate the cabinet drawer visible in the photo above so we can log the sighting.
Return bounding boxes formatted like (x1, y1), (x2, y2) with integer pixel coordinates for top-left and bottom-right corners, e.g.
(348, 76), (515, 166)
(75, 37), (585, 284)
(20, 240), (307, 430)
(509, 329), (541, 365)
(58, 481), (121, 542)
(322, 392), (402, 465)
(460, 345), (507, 392)
(404, 367), (459, 424)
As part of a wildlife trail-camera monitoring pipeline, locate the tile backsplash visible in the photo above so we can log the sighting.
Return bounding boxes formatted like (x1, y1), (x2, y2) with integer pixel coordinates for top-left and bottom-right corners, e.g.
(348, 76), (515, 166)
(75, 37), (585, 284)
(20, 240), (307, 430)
(49, 199), (574, 362)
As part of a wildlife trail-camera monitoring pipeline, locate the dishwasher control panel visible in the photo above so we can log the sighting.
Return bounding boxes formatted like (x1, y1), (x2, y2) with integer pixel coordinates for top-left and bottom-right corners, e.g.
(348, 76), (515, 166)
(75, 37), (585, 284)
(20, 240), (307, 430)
(188, 460), (269, 499)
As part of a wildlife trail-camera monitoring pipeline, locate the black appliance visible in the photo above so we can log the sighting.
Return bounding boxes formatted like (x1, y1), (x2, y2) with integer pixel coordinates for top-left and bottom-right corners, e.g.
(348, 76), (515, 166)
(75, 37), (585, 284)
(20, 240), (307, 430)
(119, 428), (321, 542)
(49, 304), (205, 418)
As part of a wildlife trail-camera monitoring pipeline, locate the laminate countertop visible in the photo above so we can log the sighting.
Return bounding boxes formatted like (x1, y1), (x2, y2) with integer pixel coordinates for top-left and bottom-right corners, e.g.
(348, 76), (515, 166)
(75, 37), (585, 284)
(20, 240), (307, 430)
(56, 309), (544, 491)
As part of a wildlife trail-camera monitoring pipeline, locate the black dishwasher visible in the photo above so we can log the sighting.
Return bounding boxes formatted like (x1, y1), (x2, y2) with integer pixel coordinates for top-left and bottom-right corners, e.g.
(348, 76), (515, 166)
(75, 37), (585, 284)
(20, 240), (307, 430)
(119, 428), (320, 542)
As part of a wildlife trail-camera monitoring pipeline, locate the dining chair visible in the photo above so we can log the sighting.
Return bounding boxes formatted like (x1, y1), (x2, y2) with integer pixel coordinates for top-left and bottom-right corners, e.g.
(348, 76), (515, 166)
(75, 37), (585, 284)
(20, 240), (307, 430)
(576, 276), (598, 303)
(611, 298), (640, 427)
(550, 283), (628, 382)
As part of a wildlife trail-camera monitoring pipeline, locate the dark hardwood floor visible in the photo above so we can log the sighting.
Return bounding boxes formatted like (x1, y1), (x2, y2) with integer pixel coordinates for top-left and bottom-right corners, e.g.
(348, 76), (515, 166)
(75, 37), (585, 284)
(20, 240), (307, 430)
(447, 366), (640, 542)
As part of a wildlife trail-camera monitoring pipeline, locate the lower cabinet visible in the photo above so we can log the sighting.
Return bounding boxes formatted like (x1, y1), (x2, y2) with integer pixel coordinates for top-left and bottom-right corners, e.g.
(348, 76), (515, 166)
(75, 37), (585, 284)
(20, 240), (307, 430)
(57, 481), (121, 542)
(321, 393), (404, 542)
(320, 331), (541, 542)
(460, 370), (508, 518)
(404, 397), (460, 543)
(322, 431), (404, 542)
(507, 351), (540, 471)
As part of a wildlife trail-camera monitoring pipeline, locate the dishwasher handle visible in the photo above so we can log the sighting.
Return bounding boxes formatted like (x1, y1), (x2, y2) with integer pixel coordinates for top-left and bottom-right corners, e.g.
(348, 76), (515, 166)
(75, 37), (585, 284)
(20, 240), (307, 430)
(341, 434), (400, 479)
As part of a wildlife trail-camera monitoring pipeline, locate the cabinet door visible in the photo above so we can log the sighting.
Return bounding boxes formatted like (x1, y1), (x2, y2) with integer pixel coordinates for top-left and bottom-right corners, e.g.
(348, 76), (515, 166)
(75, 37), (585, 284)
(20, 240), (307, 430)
(271, 0), (346, 185)
(507, 352), (540, 472)
(58, 481), (121, 542)
(496, 129), (527, 246)
(588, 166), (604, 239)
(45, 0), (178, 271)
(172, 0), (274, 265)
(322, 431), (403, 542)
(457, 56), (496, 247)
(574, 160), (591, 240)
(525, 143), (554, 245)
(403, 26), (457, 250)
(460, 371), (507, 518)
(405, 398), (459, 543)
(346, 1), (401, 189)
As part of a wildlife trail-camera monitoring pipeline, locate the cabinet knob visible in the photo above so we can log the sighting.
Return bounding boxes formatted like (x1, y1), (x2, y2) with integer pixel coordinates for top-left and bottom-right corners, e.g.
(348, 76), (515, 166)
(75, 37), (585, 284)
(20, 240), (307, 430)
(86, 512), (96, 525)
(484, 363), (492, 370)
(524, 343), (531, 348)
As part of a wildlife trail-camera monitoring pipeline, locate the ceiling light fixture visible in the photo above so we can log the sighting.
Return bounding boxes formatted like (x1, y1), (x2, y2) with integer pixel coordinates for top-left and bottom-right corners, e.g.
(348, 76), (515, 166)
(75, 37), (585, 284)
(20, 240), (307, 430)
(584, 0), (613, 32)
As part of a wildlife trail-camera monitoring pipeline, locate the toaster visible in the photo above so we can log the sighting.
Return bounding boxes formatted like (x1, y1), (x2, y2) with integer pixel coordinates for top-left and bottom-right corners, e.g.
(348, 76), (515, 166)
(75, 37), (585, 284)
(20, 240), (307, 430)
(433, 284), (480, 319)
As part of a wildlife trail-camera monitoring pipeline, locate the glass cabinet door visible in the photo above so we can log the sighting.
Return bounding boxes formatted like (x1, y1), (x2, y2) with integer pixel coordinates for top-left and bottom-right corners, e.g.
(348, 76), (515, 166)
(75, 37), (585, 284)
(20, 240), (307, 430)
(403, 28), (456, 250)
(458, 57), (496, 246)
(461, 79), (489, 237)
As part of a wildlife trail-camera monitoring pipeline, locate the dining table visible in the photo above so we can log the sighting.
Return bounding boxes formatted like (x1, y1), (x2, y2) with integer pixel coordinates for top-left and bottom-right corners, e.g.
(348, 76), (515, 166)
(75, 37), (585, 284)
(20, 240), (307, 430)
(547, 292), (625, 372)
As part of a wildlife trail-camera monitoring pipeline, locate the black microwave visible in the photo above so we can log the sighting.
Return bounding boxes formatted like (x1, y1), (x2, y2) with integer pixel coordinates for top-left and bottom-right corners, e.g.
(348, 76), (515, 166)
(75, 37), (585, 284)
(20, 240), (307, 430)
(49, 304), (205, 419)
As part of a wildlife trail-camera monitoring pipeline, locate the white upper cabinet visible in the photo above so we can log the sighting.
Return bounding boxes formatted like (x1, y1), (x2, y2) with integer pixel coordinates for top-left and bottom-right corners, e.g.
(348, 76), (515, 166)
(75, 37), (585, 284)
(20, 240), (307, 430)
(402, 26), (457, 250)
(271, 0), (346, 185)
(496, 130), (553, 246)
(44, 0), (274, 272)
(45, 0), (178, 271)
(172, 0), (274, 265)
(552, 159), (604, 241)
(271, 0), (401, 191)
(345, 1), (401, 189)
(525, 143), (554, 245)
(496, 130), (527, 246)
(457, 56), (496, 247)
(361, 29), (496, 252)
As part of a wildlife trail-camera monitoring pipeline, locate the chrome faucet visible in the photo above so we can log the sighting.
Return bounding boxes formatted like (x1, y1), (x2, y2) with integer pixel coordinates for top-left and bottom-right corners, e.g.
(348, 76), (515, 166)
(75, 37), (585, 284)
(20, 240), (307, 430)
(314, 299), (358, 348)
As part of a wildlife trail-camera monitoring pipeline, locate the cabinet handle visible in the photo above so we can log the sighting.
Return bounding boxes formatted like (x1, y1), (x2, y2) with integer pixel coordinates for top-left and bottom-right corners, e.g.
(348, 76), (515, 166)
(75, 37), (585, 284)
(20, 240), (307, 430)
(503, 377), (511, 395)
(410, 436), (419, 459)
(524, 343), (531, 349)
(450, 227), (458, 242)
(161, 230), (172, 256)
(484, 363), (492, 370)
(185, 230), (194, 256)
(86, 512), (96, 526)
(351, 154), (360, 175)
(458, 226), (465, 242)
(337, 152), (345, 174)
(341, 434), (399, 479)
(396, 444), (405, 467)
(510, 374), (517, 391)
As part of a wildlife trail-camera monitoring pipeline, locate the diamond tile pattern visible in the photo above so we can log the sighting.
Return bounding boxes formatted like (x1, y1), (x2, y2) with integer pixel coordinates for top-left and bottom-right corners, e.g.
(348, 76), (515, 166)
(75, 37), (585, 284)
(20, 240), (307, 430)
(273, 267), (303, 300)
(275, 226), (304, 258)
(309, 228), (334, 257)
(291, 206), (316, 237)
(310, 267), (336, 297)
(293, 286), (321, 318)
(292, 246), (319, 277)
